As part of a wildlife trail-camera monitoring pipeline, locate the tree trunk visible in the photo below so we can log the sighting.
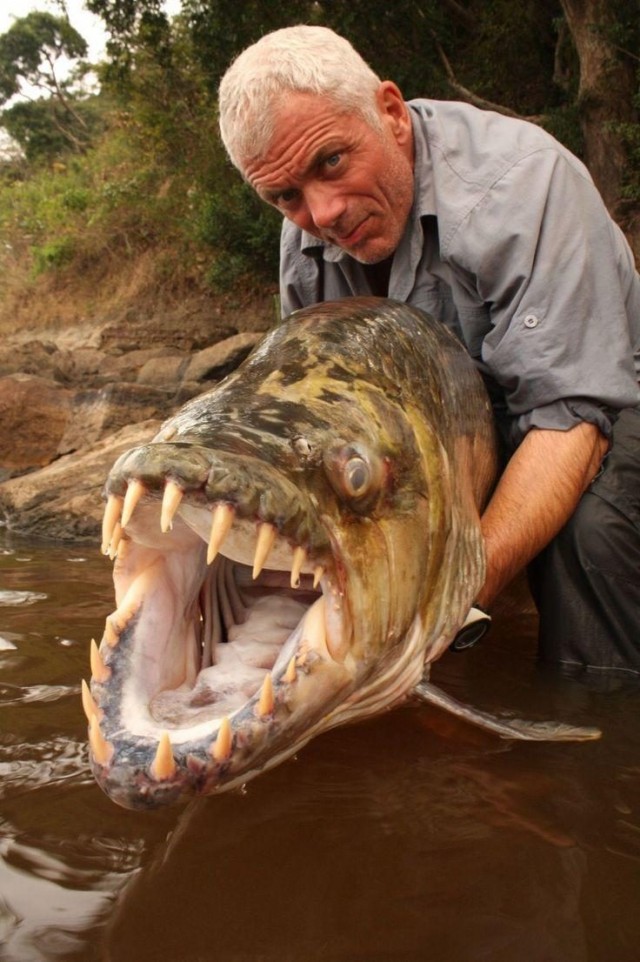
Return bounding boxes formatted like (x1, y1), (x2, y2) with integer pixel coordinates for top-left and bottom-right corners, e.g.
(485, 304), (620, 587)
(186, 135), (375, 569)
(560, 0), (640, 255)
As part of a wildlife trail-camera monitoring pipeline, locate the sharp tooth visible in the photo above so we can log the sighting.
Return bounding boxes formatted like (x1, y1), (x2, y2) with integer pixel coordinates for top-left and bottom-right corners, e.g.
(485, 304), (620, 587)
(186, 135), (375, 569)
(81, 679), (100, 722)
(253, 522), (276, 579)
(101, 494), (123, 554)
(212, 716), (232, 762)
(121, 479), (146, 527)
(302, 597), (327, 651)
(257, 673), (274, 718)
(107, 523), (122, 561)
(207, 503), (235, 565)
(284, 656), (297, 684)
(104, 616), (119, 647)
(151, 732), (177, 781)
(313, 565), (324, 589)
(104, 586), (142, 646)
(325, 604), (349, 663)
(161, 480), (183, 533)
(291, 545), (306, 588)
(90, 638), (111, 683)
(89, 714), (114, 766)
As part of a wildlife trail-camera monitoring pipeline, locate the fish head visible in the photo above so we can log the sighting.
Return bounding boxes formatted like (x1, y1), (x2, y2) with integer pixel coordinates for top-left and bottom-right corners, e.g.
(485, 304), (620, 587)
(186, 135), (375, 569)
(85, 298), (496, 808)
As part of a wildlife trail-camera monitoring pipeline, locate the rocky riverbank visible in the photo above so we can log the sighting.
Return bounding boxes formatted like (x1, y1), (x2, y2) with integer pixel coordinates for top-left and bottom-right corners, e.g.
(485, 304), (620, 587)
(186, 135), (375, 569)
(0, 296), (276, 542)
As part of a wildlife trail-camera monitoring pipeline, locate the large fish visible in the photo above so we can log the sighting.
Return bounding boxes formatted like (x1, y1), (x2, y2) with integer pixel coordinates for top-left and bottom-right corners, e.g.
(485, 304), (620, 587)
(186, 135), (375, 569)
(84, 297), (599, 810)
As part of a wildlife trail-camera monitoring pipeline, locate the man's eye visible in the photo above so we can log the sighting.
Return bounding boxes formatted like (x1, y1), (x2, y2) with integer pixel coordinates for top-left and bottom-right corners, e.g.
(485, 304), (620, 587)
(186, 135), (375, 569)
(325, 153), (341, 169)
(278, 188), (298, 206)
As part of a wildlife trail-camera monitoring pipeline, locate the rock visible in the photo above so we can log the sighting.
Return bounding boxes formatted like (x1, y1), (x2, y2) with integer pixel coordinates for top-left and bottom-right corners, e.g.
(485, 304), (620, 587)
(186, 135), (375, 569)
(0, 420), (162, 541)
(184, 332), (262, 383)
(0, 341), (58, 379)
(137, 354), (188, 388)
(57, 383), (176, 456)
(0, 374), (73, 476)
(97, 320), (240, 354)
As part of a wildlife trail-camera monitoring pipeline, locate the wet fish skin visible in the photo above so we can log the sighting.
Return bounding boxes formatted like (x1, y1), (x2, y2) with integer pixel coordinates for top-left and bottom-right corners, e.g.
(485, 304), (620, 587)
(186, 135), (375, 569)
(87, 297), (597, 811)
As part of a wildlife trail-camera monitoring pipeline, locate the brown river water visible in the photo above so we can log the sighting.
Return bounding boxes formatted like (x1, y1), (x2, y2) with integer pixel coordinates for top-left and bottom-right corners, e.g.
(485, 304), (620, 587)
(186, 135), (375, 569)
(0, 524), (639, 962)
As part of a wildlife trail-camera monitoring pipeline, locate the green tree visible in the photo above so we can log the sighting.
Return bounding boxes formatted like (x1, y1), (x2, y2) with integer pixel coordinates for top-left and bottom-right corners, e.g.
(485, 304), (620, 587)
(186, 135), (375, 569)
(85, 0), (171, 85)
(0, 12), (91, 156)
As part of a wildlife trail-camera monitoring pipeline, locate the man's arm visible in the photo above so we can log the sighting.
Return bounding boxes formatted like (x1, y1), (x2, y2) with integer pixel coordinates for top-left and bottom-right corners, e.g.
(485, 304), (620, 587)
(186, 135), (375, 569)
(476, 422), (609, 608)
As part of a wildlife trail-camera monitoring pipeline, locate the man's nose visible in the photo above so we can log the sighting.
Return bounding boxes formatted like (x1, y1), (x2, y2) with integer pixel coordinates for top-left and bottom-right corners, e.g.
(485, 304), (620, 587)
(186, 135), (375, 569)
(305, 183), (346, 230)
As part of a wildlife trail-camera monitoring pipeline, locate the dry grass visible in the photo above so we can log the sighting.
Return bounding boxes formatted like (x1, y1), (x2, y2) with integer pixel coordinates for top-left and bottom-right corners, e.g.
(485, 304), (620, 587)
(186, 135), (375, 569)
(0, 240), (276, 349)
(0, 243), (193, 335)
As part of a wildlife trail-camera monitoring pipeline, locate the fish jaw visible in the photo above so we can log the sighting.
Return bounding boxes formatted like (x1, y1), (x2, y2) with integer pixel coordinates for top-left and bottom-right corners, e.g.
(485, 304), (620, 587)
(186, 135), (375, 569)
(84, 297), (496, 810)
(87, 443), (431, 810)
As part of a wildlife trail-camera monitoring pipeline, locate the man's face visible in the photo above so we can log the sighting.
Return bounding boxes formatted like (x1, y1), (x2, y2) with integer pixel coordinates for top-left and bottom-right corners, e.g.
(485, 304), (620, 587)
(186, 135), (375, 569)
(244, 82), (415, 264)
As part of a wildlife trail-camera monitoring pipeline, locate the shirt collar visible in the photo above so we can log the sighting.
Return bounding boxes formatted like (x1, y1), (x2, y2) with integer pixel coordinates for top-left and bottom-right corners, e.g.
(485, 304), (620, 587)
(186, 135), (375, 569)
(408, 101), (436, 219)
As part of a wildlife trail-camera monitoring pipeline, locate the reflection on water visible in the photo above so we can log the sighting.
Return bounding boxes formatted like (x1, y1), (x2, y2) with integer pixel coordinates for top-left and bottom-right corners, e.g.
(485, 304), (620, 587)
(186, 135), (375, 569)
(0, 526), (638, 961)
(0, 527), (175, 962)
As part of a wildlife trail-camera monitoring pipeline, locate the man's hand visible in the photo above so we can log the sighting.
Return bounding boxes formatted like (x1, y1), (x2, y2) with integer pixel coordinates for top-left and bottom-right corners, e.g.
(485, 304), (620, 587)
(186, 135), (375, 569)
(477, 422), (608, 609)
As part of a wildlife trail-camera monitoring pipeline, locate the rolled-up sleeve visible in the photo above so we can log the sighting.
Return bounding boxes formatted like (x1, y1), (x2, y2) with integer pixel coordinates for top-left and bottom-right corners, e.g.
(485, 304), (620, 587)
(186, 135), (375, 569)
(455, 148), (640, 442)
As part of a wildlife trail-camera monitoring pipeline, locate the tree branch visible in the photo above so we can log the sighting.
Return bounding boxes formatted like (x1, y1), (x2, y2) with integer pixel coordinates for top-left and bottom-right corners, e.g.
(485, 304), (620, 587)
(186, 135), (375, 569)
(438, 0), (476, 31)
(40, 46), (88, 129)
(432, 32), (547, 124)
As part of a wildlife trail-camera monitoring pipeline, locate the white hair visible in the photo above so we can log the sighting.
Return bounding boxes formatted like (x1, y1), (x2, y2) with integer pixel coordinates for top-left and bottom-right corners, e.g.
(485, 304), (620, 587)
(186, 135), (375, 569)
(218, 25), (382, 173)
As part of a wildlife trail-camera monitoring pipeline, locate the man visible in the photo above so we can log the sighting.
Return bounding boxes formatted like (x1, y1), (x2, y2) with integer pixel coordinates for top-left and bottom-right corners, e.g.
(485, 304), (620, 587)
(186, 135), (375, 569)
(218, 25), (640, 675)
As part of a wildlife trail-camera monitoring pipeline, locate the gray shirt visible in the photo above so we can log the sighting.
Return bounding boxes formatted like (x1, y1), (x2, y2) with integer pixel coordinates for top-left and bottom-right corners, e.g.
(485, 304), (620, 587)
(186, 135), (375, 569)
(280, 99), (640, 444)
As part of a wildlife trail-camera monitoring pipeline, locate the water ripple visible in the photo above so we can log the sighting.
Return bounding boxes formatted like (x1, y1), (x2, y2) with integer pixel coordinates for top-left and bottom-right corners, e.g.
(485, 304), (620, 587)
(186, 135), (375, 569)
(0, 590), (48, 607)
(0, 825), (136, 962)
(0, 736), (90, 800)
(0, 683), (77, 706)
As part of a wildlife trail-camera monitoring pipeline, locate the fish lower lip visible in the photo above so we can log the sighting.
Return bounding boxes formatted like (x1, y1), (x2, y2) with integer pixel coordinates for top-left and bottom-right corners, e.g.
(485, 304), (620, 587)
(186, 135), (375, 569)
(88, 482), (357, 806)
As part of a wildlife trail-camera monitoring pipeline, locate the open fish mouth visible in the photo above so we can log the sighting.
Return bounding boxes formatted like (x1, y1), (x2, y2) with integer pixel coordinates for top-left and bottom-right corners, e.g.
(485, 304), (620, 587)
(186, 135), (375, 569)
(86, 443), (380, 809)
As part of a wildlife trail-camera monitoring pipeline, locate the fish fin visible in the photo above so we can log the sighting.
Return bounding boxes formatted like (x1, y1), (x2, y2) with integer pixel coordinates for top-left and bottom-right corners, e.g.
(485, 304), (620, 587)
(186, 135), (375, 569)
(414, 680), (601, 742)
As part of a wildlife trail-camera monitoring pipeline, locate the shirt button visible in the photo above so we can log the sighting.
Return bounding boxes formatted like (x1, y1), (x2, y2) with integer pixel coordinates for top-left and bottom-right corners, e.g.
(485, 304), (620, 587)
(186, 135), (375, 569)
(524, 314), (539, 328)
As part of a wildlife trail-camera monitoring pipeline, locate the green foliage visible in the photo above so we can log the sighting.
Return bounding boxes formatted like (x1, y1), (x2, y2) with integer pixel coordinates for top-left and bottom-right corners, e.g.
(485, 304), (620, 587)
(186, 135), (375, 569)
(0, 117), (175, 278)
(542, 103), (584, 160)
(0, 12), (88, 104)
(2, 96), (103, 162)
(169, 0), (458, 101)
(85, 0), (171, 89)
(0, 12), (97, 161)
(611, 121), (640, 202)
(195, 173), (281, 289)
(453, 0), (563, 113)
(31, 236), (76, 273)
(61, 186), (91, 211)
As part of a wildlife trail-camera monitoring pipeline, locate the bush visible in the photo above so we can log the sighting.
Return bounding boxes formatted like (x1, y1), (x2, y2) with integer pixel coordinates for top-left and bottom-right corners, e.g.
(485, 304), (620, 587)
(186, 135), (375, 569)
(32, 236), (75, 273)
(194, 174), (281, 289)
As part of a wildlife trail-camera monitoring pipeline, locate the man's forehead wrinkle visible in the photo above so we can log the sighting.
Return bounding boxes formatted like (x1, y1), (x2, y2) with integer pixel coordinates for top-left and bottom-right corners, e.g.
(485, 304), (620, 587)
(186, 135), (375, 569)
(246, 110), (347, 193)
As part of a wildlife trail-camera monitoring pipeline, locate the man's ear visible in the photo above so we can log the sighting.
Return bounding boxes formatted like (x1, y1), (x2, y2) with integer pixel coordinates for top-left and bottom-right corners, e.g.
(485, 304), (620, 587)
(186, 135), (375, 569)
(375, 81), (412, 147)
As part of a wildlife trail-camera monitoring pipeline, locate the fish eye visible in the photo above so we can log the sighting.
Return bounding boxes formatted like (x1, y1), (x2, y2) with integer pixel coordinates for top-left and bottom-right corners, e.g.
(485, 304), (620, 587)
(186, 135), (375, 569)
(323, 442), (382, 510)
(344, 456), (370, 497)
